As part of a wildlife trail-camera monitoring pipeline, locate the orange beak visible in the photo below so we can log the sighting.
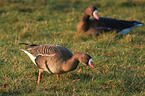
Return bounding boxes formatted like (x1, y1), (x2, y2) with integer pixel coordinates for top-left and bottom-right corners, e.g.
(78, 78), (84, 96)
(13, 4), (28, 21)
(89, 62), (95, 68)
(93, 10), (99, 20)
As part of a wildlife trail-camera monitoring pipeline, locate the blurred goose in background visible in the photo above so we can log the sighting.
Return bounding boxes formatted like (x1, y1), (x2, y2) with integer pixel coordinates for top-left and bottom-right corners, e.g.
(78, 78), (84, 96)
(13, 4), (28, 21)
(20, 43), (95, 84)
(77, 5), (143, 35)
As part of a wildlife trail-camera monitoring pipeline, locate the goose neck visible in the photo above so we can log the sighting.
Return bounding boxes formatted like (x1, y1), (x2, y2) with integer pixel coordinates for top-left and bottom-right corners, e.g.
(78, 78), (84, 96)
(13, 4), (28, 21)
(62, 54), (80, 72)
(81, 13), (90, 21)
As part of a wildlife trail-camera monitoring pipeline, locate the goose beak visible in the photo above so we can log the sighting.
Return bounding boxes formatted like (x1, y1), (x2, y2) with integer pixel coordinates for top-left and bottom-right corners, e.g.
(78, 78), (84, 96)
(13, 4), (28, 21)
(93, 10), (99, 20)
(89, 62), (95, 68)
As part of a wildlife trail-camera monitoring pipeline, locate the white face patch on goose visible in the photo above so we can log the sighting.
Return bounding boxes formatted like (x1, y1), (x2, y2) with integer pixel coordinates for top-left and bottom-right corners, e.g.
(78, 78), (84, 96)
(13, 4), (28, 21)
(88, 58), (95, 68)
(88, 58), (93, 64)
(93, 10), (99, 20)
(94, 10), (98, 14)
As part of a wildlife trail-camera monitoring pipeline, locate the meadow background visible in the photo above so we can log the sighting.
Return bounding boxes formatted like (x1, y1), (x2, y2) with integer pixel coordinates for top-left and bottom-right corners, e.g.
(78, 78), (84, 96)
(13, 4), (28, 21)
(0, 0), (145, 95)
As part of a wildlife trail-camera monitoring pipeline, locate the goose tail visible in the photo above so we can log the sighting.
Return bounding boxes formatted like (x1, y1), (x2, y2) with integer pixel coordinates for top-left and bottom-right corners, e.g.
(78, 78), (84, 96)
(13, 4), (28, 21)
(21, 49), (37, 66)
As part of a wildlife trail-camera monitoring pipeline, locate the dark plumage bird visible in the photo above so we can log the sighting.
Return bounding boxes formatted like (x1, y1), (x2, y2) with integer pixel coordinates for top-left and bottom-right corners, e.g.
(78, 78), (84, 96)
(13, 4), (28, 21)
(20, 43), (95, 84)
(77, 5), (143, 35)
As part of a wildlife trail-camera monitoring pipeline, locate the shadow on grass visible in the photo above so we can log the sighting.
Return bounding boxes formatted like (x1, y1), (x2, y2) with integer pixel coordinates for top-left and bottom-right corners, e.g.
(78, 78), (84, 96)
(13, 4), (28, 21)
(1, 91), (21, 96)
(19, 6), (34, 13)
(34, 72), (94, 82)
(0, 9), (6, 14)
(0, 58), (9, 68)
(0, 59), (4, 67)
(68, 73), (93, 81)
(124, 75), (144, 93)
(120, 1), (145, 7)
(34, 72), (89, 80)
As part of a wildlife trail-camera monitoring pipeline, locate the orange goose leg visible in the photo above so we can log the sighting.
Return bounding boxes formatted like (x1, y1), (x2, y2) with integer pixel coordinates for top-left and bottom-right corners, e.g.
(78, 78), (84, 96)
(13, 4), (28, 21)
(37, 71), (42, 84)
(57, 74), (60, 79)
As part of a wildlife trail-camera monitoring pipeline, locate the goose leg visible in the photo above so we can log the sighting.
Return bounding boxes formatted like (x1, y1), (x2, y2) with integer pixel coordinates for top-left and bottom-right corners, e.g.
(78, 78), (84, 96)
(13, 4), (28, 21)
(37, 71), (42, 84)
(57, 74), (60, 79)
(37, 69), (43, 84)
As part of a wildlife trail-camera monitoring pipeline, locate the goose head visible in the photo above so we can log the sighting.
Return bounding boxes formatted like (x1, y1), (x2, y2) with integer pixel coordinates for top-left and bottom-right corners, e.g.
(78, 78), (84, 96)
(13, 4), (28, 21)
(85, 5), (99, 20)
(77, 53), (95, 68)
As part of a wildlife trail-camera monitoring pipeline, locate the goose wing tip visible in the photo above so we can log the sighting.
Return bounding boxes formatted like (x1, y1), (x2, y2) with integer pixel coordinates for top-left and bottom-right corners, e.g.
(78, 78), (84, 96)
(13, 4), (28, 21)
(19, 43), (29, 45)
(137, 23), (143, 26)
(134, 22), (144, 26)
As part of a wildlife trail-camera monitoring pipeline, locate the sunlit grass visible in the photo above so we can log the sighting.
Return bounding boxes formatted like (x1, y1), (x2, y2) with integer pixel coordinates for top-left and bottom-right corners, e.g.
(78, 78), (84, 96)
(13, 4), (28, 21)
(0, 0), (145, 95)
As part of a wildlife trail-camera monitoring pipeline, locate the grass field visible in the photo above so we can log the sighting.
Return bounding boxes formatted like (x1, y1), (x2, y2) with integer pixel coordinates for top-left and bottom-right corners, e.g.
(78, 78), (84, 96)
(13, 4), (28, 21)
(0, 0), (145, 95)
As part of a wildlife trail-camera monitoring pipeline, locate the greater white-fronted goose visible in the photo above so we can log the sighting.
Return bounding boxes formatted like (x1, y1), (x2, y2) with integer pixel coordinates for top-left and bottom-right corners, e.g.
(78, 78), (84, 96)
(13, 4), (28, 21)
(20, 43), (95, 84)
(77, 5), (143, 35)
